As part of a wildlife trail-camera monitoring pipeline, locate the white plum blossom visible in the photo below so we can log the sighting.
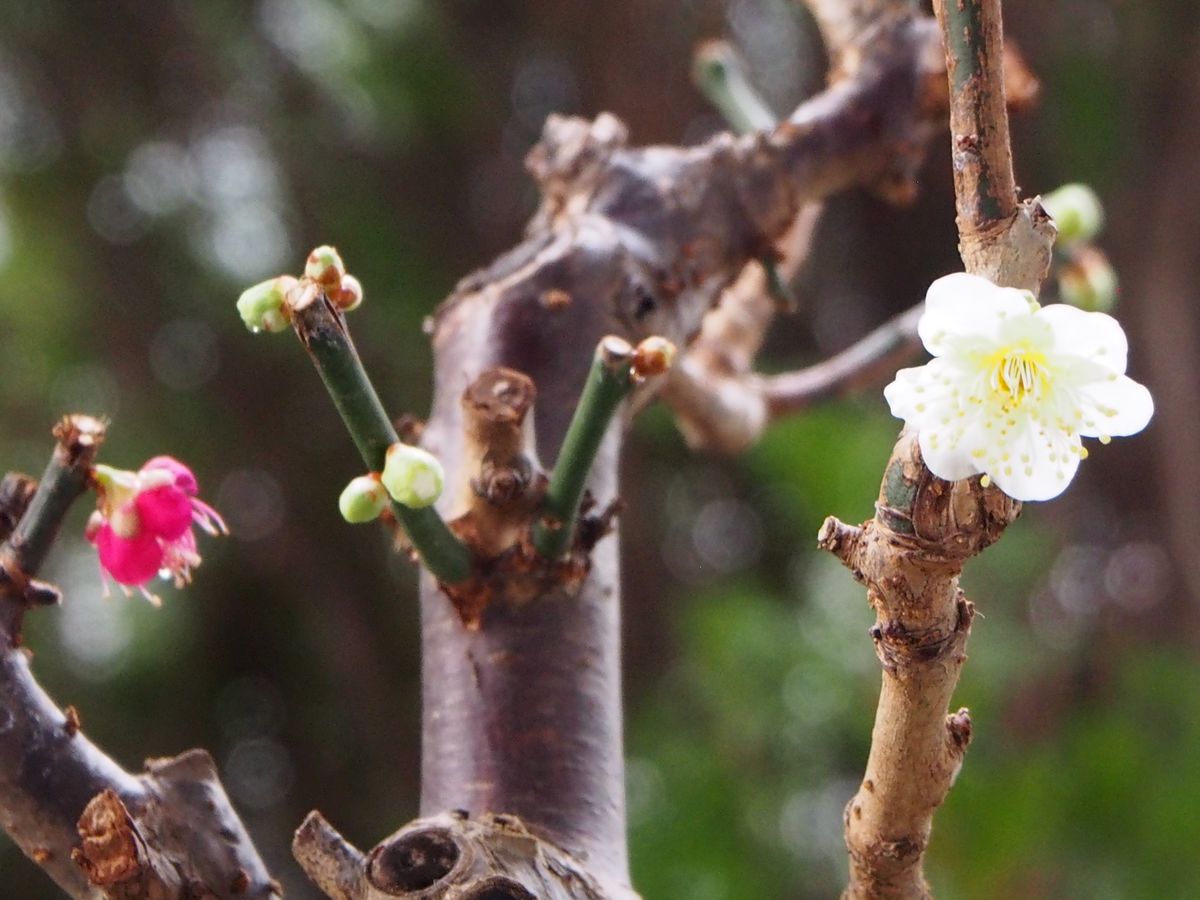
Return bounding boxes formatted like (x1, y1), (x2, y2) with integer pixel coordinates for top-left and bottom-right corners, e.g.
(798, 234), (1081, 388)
(884, 273), (1153, 501)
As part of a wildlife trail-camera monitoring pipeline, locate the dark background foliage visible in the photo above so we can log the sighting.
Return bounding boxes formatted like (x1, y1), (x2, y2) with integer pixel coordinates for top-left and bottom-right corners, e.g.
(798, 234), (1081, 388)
(0, 1), (1194, 897)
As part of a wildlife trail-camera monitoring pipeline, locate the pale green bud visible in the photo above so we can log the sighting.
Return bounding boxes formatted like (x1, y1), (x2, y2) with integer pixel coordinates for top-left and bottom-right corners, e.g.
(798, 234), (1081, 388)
(1042, 183), (1104, 247)
(237, 276), (296, 334)
(380, 443), (444, 509)
(338, 474), (389, 524)
(305, 245), (346, 290)
(1058, 247), (1117, 313)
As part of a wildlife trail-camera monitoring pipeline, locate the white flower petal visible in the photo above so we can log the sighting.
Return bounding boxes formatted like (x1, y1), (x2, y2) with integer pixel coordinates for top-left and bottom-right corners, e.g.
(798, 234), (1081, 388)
(919, 424), (983, 482)
(885, 273), (1152, 503)
(994, 308), (1054, 351)
(918, 411), (1001, 483)
(1039, 302), (1129, 374)
(919, 273), (1035, 356)
(986, 416), (1082, 502)
(1074, 375), (1154, 438)
(884, 358), (965, 426)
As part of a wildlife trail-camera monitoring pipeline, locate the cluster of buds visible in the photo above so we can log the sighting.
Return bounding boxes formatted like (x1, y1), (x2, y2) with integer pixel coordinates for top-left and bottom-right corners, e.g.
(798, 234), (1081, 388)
(338, 442), (445, 525)
(86, 457), (227, 604)
(1041, 183), (1117, 313)
(236, 245), (364, 334)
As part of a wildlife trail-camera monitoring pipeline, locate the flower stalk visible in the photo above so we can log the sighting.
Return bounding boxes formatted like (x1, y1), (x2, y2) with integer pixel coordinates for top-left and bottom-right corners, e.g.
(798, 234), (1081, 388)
(290, 290), (471, 584)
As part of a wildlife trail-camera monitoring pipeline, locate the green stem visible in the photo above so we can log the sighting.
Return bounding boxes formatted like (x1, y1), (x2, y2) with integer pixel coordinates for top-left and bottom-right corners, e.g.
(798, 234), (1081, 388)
(0, 416), (105, 608)
(292, 295), (472, 584)
(692, 41), (778, 134)
(533, 337), (635, 560)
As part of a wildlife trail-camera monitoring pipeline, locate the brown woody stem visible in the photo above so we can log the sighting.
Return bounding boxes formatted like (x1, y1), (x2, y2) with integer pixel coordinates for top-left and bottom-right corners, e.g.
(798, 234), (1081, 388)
(836, 2), (1053, 898)
(932, 0), (1055, 290)
(764, 305), (922, 418)
(832, 436), (1020, 900)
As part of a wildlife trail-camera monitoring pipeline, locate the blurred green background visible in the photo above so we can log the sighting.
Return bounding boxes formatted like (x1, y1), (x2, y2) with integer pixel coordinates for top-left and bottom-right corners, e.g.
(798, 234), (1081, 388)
(0, 1), (1195, 897)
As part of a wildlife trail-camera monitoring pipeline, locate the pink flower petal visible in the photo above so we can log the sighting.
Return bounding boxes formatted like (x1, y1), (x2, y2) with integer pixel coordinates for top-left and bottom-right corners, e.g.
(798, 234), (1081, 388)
(95, 524), (165, 586)
(135, 485), (194, 541)
(141, 456), (199, 496)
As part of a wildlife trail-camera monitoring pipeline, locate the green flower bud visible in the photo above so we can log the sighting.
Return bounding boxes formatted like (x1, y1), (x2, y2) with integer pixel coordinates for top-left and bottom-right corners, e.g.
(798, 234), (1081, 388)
(305, 245), (346, 290)
(237, 276), (296, 334)
(380, 443), (444, 509)
(1058, 247), (1117, 313)
(331, 274), (363, 312)
(338, 474), (389, 524)
(1042, 183), (1104, 247)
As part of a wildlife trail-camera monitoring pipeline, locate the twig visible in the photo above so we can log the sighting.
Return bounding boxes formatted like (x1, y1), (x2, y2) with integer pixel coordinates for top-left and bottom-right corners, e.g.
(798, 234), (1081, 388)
(0, 419), (278, 899)
(0, 416), (104, 616)
(832, 2), (1055, 897)
(533, 337), (636, 560)
(763, 304), (923, 418)
(663, 295), (921, 454)
(290, 290), (472, 584)
(935, 0), (1054, 290)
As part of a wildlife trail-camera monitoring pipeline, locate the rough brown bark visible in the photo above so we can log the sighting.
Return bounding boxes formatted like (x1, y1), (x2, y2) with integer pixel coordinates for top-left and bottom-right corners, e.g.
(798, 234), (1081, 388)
(823, 436), (1019, 899)
(0, 417), (278, 900)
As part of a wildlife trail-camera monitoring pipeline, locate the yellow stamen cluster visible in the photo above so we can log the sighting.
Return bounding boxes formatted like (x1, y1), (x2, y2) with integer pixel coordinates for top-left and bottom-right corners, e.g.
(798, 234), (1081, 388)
(986, 347), (1048, 407)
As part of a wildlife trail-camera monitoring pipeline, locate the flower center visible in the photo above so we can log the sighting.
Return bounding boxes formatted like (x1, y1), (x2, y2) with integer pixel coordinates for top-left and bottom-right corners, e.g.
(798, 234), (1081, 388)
(111, 505), (142, 540)
(986, 347), (1048, 406)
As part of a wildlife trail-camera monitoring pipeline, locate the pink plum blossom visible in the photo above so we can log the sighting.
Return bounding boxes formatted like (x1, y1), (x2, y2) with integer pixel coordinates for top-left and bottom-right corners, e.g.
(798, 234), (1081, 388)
(86, 456), (227, 604)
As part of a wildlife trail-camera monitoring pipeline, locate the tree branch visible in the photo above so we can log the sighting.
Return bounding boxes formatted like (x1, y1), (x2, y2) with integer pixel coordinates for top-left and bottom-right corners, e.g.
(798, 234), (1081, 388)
(936, 0), (1054, 290)
(533, 336), (638, 560)
(664, 299), (922, 454)
(831, 2), (1056, 897)
(0, 416), (278, 900)
(764, 304), (923, 415)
